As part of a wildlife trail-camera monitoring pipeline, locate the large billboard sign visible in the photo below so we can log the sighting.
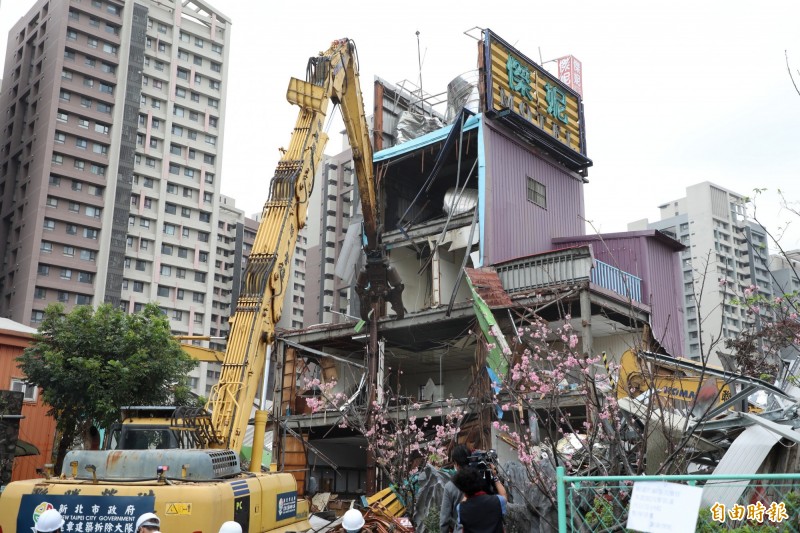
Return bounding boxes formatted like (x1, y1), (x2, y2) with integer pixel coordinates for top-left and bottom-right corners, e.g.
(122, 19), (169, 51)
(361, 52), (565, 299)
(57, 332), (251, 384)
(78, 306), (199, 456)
(481, 30), (590, 170)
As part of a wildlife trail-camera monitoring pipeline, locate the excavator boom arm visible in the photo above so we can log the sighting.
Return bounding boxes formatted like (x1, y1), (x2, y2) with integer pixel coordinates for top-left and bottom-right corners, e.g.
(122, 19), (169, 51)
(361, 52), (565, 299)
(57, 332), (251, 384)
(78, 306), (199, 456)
(205, 39), (375, 453)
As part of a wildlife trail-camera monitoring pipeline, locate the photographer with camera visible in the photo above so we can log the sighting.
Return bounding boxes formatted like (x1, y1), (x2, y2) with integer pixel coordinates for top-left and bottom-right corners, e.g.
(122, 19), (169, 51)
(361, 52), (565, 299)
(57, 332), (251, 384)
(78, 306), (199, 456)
(439, 444), (471, 533)
(453, 465), (507, 533)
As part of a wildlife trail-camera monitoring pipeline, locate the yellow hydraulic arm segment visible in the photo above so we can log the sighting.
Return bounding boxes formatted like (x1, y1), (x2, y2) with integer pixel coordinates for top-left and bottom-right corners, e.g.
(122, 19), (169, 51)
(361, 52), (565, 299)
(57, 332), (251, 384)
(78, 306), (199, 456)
(205, 39), (375, 453)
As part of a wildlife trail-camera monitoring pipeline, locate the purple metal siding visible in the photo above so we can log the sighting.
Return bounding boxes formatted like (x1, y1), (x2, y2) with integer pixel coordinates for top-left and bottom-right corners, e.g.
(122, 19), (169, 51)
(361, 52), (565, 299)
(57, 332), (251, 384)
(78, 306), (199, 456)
(484, 123), (585, 265)
(556, 234), (685, 356)
(645, 243), (685, 356)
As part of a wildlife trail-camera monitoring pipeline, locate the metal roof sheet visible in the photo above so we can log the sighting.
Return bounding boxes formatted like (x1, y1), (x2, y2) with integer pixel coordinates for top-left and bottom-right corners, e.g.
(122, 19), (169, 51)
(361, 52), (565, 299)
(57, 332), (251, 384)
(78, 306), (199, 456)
(373, 114), (481, 163)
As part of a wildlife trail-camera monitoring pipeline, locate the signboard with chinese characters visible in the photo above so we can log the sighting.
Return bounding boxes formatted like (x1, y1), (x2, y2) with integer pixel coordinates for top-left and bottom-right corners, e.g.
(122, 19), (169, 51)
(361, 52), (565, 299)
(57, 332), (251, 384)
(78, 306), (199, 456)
(18, 494), (155, 532)
(557, 55), (583, 97)
(481, 30), (589, 170)
(276, 490), (298, 521)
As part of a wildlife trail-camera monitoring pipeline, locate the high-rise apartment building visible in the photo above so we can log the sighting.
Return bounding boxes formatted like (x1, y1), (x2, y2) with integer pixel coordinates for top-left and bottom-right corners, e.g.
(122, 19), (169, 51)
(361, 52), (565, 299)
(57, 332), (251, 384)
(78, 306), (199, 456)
(303, 151), (356, 326)
(628, 181), (772, 364)
(0, 0), (230, 341)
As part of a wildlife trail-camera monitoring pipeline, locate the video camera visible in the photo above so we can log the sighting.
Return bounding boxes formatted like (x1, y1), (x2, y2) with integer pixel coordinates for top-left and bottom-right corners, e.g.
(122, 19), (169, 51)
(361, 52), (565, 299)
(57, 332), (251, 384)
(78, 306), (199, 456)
(467, 449), (499, 493)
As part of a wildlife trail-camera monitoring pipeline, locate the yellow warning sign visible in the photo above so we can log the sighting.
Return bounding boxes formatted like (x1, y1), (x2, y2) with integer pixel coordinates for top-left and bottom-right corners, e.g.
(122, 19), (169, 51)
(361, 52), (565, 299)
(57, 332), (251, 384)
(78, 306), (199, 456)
(165, 503), (192, 515)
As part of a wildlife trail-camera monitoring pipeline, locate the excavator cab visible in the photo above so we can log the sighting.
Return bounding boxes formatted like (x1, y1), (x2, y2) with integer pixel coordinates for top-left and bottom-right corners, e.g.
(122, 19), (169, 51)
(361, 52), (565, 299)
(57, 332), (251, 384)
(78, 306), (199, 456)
(103, 406), (214, 450)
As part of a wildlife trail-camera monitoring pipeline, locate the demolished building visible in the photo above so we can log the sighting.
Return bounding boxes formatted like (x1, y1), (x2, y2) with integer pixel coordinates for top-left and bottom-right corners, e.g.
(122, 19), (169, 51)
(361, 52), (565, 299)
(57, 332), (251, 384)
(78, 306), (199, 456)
(268, 29), (688, 501)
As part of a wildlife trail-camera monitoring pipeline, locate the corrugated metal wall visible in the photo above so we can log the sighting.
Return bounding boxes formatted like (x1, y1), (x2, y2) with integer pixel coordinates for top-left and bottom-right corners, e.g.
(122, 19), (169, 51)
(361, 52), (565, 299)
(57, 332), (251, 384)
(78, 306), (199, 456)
(483, 122), (585, 265)
(555, 235), (685, 356)
(645, 242), (685, 356)
(0, 332), (57, 481)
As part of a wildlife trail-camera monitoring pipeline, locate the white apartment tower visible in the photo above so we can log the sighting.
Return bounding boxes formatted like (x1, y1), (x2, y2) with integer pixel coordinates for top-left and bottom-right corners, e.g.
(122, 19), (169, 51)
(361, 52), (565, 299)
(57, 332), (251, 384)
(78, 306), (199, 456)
(0, 0), (231, 340)
(629, 182), (772, 364)
(302, 151), (357, 327)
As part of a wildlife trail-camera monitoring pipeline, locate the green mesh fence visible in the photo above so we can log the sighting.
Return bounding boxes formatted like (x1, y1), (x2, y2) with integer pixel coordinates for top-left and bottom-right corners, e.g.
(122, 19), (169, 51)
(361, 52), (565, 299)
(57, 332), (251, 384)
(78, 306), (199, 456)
(556, 467), (800, 532)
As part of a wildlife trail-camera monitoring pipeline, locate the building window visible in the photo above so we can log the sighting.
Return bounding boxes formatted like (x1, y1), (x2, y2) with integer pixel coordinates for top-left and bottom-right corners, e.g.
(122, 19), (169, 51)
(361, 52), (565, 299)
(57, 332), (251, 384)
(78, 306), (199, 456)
(526, 176), (547, 209)
(11, 378), (37, 402)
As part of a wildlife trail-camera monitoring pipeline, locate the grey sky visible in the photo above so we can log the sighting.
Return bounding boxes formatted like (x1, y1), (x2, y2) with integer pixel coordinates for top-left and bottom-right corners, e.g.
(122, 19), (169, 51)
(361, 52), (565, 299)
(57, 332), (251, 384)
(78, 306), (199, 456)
(3, 0), (799, 248)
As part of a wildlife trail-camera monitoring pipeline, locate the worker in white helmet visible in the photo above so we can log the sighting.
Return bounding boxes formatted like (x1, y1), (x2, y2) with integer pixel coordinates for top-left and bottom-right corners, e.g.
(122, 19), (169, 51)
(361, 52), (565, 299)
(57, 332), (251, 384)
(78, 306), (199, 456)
(342, 509), (365, 533)
(218, 521), (243, 533)
(35, 508), (65, 533)
(135, 512), (161, 532)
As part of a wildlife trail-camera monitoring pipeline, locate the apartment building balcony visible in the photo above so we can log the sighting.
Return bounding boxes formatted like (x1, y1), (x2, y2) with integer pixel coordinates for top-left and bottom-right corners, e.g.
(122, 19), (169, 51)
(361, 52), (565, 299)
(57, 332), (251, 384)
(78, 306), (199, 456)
(494, 246), (643, 304)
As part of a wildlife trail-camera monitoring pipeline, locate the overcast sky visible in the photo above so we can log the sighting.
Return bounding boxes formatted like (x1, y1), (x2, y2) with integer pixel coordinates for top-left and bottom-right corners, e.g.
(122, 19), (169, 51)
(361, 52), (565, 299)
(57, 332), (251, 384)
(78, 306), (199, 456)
(2, 1), (800, 249)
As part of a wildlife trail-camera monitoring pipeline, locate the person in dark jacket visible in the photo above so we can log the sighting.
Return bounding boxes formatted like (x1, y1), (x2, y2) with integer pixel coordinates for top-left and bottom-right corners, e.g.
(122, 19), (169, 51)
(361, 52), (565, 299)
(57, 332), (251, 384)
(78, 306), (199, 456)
(453, 466), (507, 533)
(439, 444), (471, 533)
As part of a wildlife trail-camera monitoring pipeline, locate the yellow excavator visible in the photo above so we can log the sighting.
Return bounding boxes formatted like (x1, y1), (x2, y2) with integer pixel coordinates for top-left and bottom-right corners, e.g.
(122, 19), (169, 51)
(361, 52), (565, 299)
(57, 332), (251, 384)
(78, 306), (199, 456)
(0, 38), (389, 533)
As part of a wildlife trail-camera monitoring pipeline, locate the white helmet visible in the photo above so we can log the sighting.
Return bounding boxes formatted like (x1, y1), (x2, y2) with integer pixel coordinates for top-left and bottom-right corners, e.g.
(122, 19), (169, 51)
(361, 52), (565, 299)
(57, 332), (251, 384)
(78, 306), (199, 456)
(135, 512), (161, 530)
(35, 508), (65, 532)
(342, 509), (365, 532)
(218, 521), (243, 533)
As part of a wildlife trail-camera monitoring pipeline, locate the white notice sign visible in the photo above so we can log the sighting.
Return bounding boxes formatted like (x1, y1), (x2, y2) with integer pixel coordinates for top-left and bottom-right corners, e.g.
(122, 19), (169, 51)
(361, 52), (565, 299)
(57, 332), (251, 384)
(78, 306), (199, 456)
(627, 481), (703, 533)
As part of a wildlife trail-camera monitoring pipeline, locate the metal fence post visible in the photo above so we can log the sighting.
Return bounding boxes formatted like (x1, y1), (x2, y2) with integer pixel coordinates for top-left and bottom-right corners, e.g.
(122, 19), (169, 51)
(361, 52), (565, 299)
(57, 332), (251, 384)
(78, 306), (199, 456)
(557, 465), (567, 533)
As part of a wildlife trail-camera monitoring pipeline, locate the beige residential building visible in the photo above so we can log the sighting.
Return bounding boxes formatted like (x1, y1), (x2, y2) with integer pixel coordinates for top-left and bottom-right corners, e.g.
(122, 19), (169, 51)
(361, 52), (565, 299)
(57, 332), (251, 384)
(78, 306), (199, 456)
(0, 0), (230, 337)
(629, 181), (772, 364)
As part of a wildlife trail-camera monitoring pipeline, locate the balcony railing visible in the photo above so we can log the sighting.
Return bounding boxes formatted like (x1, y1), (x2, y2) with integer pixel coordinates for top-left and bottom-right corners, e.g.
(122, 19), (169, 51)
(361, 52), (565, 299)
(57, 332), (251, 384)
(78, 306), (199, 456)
(494, 247), (642, 303)
(495, 247), (594, 293)
(591, 260), (642, 303)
